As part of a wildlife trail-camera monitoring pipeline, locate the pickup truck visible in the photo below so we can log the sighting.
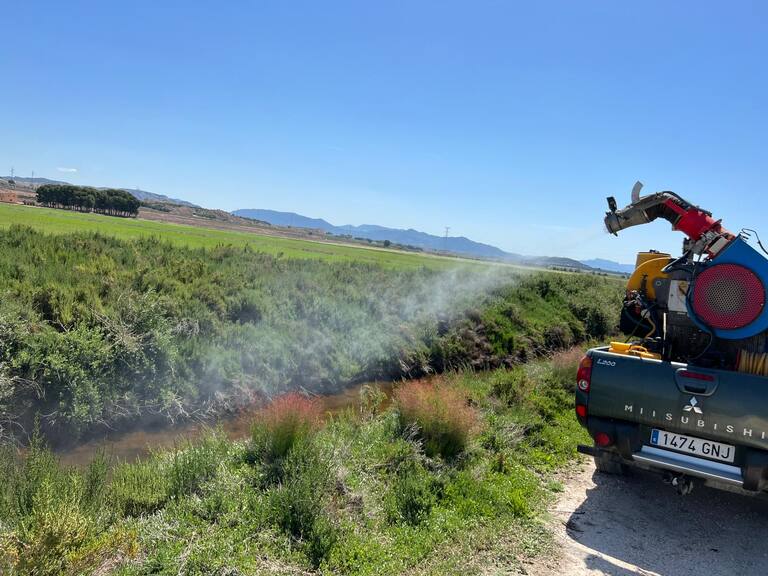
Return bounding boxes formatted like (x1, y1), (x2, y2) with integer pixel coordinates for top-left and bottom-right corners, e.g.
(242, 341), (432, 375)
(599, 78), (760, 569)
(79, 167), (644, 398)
(576, 346), (768, 494)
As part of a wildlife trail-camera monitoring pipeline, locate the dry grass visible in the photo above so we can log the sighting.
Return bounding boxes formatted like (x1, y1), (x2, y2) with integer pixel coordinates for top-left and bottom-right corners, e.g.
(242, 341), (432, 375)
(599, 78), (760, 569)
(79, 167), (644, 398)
(251, 393), (323, 466)
(394, 380), (479, 459)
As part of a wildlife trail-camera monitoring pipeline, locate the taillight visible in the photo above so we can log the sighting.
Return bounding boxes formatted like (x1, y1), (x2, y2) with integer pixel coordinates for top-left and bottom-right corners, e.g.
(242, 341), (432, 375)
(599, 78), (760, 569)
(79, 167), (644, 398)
(594, 432), (612, 447)
(575, 404), (588, 418)
(678, 370), (715, 382)
(576, 355), (592, 393)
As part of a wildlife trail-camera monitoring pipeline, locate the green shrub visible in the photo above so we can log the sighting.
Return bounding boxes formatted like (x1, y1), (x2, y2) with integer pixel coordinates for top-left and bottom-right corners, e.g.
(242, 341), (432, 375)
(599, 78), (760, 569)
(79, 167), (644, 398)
(167, 432), (228, 499)
(15, 479), (91, 576)
(394, 381), (478, 459)
(0, 432), (117, 575)
(110, 459), (169, 517)
(489, 365), (530, 406)
(384, 460), (436, 525)
(0, 430), (60, 523)
(267, 439), (336, 567)
(111, 432), (228, 517)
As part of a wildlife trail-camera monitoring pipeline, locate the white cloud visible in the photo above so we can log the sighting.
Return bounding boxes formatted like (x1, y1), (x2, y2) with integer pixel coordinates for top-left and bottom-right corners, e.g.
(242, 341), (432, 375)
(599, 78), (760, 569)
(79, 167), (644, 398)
(56, 167), (78, 173)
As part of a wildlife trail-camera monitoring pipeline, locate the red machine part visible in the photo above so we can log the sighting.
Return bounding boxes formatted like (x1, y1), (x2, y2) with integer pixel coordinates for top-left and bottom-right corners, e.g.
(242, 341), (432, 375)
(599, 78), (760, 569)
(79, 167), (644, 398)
(604, 189), (735, 257)
(691, 264), (766, 330)
(663, 198), (728, 243)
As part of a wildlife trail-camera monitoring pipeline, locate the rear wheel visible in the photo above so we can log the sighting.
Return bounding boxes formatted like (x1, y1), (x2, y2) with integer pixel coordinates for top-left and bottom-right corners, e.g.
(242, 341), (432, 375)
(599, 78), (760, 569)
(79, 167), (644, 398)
(593, 449), (626, 475)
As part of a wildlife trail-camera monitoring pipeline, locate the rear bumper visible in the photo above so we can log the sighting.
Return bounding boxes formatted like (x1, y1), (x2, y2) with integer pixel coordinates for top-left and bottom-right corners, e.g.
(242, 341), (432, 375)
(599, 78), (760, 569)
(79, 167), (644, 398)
(633, 445), (743, 486)
(580, 416), (768, 493)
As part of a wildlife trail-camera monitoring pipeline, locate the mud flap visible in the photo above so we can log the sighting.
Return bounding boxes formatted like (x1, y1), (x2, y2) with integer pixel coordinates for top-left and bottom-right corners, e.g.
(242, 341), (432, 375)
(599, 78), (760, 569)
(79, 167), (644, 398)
(742, 450), (768, 492)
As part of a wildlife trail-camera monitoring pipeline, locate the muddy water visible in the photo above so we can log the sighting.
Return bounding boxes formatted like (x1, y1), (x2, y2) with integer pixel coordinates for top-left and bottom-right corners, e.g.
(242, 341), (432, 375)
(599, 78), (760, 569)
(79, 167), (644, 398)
(56, 381), (395, 468)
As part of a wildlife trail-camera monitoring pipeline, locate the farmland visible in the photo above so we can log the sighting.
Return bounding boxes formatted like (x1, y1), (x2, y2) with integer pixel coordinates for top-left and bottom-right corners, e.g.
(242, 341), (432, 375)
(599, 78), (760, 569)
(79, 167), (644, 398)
(0, 203), (483, 270)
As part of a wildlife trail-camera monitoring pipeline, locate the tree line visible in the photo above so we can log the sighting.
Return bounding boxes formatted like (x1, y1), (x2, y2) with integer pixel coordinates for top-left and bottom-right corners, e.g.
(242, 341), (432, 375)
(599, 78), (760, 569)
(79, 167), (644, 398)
(36, 184), (141, 217)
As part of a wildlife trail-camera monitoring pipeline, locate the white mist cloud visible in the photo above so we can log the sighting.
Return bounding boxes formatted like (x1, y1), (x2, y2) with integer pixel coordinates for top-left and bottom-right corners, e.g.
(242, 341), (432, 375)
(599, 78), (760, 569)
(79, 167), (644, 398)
(57, 167), (78, 173)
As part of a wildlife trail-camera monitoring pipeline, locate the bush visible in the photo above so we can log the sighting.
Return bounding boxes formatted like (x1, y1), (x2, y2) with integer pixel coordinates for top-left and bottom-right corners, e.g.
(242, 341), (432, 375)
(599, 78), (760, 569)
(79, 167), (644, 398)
(111, 432), (228, 516)
(0, 432), (118, 575)
(15, 480), (91, 576)
(384, 460), (436, 525)
(489, 366), (530, 406)
(167, 432), (228, 499)
(267, 439), (336, 567)
(110, 459), (169, 517)
(251, 393), (322, 480)
(394, 381), (478, 459)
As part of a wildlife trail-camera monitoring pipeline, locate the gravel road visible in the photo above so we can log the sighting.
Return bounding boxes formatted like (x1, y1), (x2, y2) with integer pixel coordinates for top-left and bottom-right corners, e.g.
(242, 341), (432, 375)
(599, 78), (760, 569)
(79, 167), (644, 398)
(529, 457), (768, 576)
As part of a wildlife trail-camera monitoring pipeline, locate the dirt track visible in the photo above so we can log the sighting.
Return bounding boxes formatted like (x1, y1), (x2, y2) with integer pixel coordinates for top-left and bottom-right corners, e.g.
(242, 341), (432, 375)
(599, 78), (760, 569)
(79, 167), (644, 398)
(530, 457), (768, 576)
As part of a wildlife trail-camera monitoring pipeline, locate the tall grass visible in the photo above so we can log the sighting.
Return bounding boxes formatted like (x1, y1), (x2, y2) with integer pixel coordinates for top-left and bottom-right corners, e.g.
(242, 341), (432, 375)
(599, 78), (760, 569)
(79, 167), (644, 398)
(267, 439), (337, 567)
(250, 393), (322, 479)
(246, 393), (336, 566)
(384, 459), (436, 525)
(0, 432), (132, 575)
(111, 431), (229, 517)
(394, 380), (478, 459)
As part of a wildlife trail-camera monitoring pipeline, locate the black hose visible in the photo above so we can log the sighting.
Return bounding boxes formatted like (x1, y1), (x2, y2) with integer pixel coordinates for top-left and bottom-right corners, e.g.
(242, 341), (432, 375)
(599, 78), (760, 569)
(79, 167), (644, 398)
(742, 228), (768, 257)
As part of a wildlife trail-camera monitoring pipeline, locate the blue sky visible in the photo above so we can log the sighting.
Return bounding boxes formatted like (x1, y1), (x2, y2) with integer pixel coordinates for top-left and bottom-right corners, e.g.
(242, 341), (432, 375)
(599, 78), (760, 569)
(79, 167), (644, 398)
(3, 1), (766, 262)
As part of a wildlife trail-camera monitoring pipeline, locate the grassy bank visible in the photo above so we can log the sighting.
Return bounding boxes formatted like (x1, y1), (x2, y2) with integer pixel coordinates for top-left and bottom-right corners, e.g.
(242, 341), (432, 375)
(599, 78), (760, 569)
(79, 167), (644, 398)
(0, 225), (622, 443)
(0, 351), (591, 575)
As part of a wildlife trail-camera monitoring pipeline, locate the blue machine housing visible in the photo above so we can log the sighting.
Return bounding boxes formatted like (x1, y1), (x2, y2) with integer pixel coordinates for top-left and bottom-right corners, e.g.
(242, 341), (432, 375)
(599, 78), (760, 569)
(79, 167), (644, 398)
(687, 237), (768, 340)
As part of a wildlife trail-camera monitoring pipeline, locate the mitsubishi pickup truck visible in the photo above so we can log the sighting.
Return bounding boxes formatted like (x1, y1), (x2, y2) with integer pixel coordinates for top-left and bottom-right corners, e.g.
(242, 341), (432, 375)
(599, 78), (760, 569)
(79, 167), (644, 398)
(576, 184), (768, 494)
(575, 348), (768, 494)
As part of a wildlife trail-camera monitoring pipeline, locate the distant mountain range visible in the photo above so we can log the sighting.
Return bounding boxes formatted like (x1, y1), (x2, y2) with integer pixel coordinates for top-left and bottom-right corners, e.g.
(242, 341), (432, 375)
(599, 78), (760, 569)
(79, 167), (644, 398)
(233, 208), (595, 269)
(2, 176), (198, 207)
(580, 259), (634, 274)
(125, 188), (198, 207)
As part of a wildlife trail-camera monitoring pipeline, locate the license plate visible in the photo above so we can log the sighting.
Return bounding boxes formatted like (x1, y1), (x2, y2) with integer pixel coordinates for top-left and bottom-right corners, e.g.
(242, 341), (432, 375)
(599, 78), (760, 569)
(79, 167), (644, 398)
(650, 429), (735, 463)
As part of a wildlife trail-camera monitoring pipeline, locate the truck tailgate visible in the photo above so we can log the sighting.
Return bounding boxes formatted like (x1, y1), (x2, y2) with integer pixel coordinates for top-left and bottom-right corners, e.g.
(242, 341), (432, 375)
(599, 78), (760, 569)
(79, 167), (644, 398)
(588, 348), (768, 452)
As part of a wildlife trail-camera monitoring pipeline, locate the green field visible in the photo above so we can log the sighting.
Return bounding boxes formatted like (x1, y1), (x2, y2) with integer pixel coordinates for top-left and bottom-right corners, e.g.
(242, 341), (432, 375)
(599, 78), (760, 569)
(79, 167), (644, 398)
(0, 203), (488, 270)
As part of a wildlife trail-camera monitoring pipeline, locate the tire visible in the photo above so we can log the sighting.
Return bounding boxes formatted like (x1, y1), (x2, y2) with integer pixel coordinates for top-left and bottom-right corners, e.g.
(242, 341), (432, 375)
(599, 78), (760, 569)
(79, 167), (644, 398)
(593, 449), (626, 475)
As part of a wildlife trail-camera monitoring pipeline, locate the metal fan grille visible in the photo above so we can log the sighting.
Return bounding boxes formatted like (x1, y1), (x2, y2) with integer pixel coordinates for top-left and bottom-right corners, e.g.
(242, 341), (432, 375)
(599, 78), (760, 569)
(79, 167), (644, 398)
(692, 264), (765, 330)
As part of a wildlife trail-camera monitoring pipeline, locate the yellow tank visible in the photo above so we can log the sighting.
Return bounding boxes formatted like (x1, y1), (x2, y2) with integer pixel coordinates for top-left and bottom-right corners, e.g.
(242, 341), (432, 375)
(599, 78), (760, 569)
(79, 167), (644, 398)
(626, 251), (672, 300)
(635, 250), (669, 268)
(608, 341), (662, 360)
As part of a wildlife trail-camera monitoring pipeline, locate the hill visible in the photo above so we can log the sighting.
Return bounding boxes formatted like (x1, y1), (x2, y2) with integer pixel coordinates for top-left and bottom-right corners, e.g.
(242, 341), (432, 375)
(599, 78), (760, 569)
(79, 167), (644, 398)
(127, 187), (198, 207)
(580, 258), (634, 274)
(1, 176), (198, 207)
(234, 208), (591, 269)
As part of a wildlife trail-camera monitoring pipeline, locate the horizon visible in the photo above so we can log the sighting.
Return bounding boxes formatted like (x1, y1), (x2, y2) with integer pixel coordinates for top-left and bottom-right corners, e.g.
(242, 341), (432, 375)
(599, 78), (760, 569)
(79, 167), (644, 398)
(4, 1), (767, 262)
(7, 176), (619, 263)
